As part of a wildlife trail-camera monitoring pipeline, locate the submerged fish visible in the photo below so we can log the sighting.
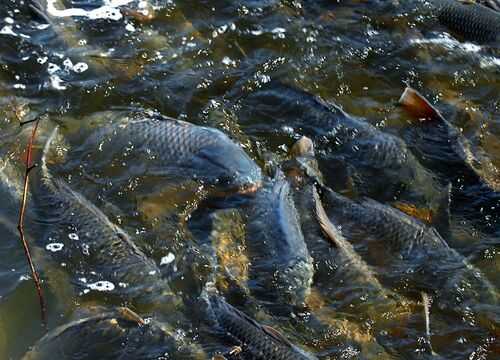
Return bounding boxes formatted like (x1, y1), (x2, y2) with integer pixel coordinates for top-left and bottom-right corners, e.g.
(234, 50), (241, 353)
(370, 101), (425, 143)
(33, 127), (179, 308)
(204, 294), (317, 360)
(22, 307), (196, 360)
(235, 82), (441, 209)
(435, 0), (500, 43)
(399, 87), (500, 235)
(73, 111), (261, 196)
(287, 139), (436, 356)
(318, 184), (498, 312)
(245, 175), (314, 309)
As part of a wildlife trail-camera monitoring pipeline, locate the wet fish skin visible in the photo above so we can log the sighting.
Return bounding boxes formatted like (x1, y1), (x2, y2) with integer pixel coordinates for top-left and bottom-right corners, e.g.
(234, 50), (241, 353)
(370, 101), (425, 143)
(206, 295), (317, 360)
(78, 111), (262, 195)
(399, 87), (500, 235)
(236, 82), (440, 208)
(477, 0), (500, 12)
(436, 0), (500, 43)
(22, 307), (184, 360)
(34, 128), (178, 308)
(320, 186), (498, 307)
(245, 177), (314, 308)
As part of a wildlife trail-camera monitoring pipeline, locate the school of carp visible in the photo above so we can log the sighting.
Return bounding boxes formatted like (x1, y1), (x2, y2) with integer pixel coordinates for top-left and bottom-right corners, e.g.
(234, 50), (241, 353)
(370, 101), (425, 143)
(0, 0), (499, 359)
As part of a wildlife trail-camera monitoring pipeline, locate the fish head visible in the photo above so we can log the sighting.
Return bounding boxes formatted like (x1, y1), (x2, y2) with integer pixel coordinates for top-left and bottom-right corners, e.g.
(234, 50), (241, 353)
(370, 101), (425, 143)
(196, 141), (263, 195)
(275, 259), (314, 308)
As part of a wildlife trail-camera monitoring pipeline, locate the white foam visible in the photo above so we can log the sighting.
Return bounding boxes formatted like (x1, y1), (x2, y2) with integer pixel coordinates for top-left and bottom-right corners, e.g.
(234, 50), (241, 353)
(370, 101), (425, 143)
(87, 280), (115, 292)
(50, 75), (67, 90)
(160, 252), (175, 266)
(0, 25), (30, 38)
(45, 243), (64, 252)
(410, 34), (481, 53)
(47, 0), (135, 20)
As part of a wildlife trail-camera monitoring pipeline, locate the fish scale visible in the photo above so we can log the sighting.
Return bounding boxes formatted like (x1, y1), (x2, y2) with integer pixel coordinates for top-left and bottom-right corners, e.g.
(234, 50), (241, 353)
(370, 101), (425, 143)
(77, 112), (262, 192)
(208, 296), (317, 360)
(22, 307), (187, 360)
(245, 178), (314, 308)
(34, 128), (178, 307)
(235, 82), (441, 207)
(436, 0), (500, 43)
(321, 187), (498, 307)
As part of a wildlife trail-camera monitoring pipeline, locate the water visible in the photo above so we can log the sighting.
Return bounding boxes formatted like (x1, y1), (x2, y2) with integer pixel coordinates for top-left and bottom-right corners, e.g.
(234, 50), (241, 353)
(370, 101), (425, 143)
(0, 0), (499, 359)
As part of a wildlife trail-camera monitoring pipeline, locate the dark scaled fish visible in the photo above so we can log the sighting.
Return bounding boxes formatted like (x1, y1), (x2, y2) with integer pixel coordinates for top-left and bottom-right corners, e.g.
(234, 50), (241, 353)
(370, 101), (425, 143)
(22, 307), (196, 360)
(235, 82), (441, 209)
(477, 0), (500, 12)
(284, 137), (386, 298)
(286, 138), (441, 358)
(318, 185), (498, 313)
(399, 87), (500, 235)
(244, 175), (314, 309)
(204, 294), (318, 360)
(435, 0), (500, 43)
(33, 127), (179, 309)
(74, 111), (262, 196)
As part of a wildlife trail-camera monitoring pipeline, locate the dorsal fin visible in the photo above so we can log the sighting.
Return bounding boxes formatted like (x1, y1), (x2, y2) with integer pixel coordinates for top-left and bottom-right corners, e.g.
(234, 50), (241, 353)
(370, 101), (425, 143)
(261, 325), (294, 347)
(312, 187), (340, 247)
(399, 87), (445, 122)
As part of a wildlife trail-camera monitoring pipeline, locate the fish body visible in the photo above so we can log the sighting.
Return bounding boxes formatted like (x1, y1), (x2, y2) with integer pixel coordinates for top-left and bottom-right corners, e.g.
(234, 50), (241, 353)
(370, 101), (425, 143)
(283, 143), (388, 304)
(320, 187), (498, 308)
(477, 0), (500, 12)
(206, 295), (317, 360)
(400, 87), (500, 235)
(76, 111), (262, 195)
(34, 128), (178, 307)
(22, 307), (186, 360)
(245, 177), (313, 308)
(436, 0), (500, 43)
(285, 138), (437, 358)
(236, 82), (440, 207)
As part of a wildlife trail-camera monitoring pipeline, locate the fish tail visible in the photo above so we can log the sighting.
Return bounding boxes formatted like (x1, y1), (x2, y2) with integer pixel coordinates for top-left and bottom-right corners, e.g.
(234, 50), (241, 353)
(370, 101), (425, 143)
(399, 87), (444, 122)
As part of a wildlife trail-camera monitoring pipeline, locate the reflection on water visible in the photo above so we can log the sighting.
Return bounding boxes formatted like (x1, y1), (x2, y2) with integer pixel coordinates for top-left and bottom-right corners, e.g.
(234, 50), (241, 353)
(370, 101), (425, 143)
(0, 0), (499, 359)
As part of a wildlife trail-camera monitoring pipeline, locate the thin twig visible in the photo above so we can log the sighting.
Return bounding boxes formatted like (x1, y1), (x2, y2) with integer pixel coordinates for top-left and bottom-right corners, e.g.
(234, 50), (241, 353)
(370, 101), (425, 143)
(17, 118), (47, 327)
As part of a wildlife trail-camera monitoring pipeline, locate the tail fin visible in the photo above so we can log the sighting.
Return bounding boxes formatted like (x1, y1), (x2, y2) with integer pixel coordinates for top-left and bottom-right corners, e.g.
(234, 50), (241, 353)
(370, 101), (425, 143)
(399, 87), (445, 122)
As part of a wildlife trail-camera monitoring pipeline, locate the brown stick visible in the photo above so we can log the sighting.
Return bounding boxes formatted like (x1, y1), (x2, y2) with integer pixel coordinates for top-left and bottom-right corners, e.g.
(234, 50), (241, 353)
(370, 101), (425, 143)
(17, 118), (47, 327)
